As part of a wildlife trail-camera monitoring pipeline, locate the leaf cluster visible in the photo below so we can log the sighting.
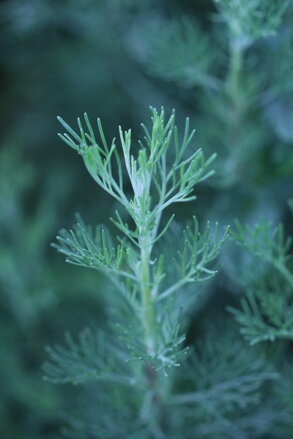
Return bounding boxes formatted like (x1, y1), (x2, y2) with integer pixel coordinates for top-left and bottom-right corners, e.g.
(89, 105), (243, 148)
(214, 0), (289, 48)
(229, 219), (293, 345)
(44, 327), (136, 387)
(146, 17), (218, 90)
(51, 109), (228, 374)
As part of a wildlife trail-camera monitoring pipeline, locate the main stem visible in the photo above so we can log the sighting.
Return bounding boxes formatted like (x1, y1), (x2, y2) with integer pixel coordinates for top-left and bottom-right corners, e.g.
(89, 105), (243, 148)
(139, 227), (167, 437)
(140, 243), (156, 356)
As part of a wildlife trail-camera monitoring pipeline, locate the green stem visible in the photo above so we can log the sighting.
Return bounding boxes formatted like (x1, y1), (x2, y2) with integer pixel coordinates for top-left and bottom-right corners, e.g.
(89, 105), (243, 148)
(223, 39), (245, 184)
(140, 244), (156, 356)
(140, 236), (169, 437)
(228, 41), (243, 98)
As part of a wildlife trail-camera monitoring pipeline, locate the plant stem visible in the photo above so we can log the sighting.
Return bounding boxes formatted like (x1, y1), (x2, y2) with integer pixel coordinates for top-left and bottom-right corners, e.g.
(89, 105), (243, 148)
(223, 38), (245, 183)
(226, 38), (245, 132)
(140, 244), (156, 356)
(228, 40), (243, 99)
(139, 234), (167, 437)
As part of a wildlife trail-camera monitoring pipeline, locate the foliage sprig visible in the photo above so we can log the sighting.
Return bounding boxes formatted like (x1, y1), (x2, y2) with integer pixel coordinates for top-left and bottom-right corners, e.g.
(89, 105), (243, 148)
(229, 218), (293, 345)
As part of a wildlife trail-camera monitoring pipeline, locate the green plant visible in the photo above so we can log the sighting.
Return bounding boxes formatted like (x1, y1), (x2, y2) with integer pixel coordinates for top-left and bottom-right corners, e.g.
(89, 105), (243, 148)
(44, 108), (286, 438)
(0, 146), (63, 439)
(229, 215), (293, 345)
(225, 211), (293, 431)
(35, 1), (293, 437)
(3, 1), (293, 438)
(139, 0), (292, 193)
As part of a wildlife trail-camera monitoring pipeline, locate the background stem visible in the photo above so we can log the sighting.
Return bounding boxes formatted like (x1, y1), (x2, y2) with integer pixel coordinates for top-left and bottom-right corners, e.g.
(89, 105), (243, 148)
(228, 41), (243, 98)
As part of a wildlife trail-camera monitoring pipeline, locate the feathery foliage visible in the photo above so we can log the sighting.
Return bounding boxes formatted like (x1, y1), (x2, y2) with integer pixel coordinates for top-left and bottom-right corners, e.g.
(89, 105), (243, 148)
(51, 108), (227, 370)
(141, 0), (292, 190)
(45, 108), (234, 438)
(229, 218), (293, 345)
(146, 17), (218, 90)
(34, 1), (293, 437)
(214, 0), (289, 47)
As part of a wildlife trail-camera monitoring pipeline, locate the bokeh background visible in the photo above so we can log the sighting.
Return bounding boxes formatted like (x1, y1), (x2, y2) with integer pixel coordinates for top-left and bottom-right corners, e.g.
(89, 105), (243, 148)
(1, 1), (293, 438)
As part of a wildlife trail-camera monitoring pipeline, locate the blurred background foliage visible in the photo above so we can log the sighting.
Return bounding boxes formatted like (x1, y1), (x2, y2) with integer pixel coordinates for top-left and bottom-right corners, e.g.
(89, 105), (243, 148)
(0, 0), (293, 438)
